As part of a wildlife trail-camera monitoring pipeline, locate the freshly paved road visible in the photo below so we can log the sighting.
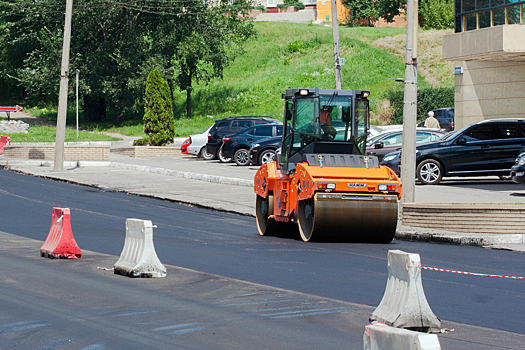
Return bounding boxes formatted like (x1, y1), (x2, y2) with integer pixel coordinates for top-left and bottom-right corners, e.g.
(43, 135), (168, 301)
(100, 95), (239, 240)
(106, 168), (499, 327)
(0, 169), (524, 349)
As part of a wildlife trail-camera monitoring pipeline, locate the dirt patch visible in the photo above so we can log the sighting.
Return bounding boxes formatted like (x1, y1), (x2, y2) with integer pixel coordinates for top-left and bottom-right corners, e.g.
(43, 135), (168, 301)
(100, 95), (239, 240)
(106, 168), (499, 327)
(373, 29), (455, 88)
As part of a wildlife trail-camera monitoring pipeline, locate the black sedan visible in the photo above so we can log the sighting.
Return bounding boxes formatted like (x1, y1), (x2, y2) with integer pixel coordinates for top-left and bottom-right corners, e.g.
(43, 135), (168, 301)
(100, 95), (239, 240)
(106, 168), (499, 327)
(249, 136), (281, 166)
(221, 124), (283, 166)
(380, 118), (525, 185)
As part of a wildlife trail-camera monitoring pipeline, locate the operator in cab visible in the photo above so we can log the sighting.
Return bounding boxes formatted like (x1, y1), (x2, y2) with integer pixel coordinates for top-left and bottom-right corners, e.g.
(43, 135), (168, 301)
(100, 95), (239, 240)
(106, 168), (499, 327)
(320, 105), (337, 139)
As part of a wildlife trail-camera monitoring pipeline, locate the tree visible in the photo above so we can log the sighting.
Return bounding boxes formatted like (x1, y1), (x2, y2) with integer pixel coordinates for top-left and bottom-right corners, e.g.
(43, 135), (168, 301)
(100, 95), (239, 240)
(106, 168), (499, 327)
(171, 3), (257, 118)
(137, 69), (175, 146)
(419, 0), (454, 29)
(342, 0), (406, 26)
(0, 0), (255, 122)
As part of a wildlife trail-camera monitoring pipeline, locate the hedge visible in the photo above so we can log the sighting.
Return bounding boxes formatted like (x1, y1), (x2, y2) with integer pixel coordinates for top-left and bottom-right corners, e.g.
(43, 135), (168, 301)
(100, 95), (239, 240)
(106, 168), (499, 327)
(386, 87), (454, 124)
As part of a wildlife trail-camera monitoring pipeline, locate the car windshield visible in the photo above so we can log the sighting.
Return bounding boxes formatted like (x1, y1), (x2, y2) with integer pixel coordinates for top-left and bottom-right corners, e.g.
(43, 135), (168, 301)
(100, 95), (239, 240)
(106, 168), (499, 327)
(439, 130), (460, 141)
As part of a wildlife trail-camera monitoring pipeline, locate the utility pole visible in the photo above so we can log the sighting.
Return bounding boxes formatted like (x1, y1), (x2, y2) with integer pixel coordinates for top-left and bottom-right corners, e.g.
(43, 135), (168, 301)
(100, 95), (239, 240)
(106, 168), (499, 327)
(400, 0), (419, 204)
(331, 0), (342, 89)
(76, 69), (79, 139)
(54, 0), (73, 171)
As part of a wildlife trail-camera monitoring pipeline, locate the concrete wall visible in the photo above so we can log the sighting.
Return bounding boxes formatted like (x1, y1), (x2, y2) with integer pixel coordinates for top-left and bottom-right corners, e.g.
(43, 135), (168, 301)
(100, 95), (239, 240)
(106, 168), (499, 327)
(453, 60), (525, 129)
(402, 203), (525, 234)
(4, 143), (110, 161)
(114, 146), (181, 158)
(442, 25), (525, 129)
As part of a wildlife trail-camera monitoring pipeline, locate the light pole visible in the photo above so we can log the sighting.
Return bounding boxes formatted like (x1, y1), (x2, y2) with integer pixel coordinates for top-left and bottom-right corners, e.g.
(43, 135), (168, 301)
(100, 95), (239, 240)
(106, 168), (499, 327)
(54, 0), (73, 171)
(400, 0), (419, 204)
(331, 0), (342, 89)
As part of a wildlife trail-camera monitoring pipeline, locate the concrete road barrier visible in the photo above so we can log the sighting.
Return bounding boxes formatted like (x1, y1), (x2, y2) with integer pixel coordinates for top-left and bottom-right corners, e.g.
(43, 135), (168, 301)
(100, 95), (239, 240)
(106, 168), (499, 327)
(114, 218), (167, 278)
(40, 207), (82, 259)
(363, 322), (441, 350)
(370, 250), (441, 333)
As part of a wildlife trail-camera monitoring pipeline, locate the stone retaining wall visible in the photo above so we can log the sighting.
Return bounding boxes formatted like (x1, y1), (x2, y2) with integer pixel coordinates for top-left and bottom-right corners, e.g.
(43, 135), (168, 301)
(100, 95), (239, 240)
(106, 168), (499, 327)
(0, 120), (29, 134)
(3, 142), (110, 161)
(113, 146), (181, 158)
(402, 203), (525, 234)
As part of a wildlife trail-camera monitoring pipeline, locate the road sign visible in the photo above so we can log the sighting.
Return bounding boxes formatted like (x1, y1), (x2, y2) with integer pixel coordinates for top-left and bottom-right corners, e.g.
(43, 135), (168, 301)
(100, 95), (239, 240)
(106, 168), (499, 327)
(0, 105), (22, 112)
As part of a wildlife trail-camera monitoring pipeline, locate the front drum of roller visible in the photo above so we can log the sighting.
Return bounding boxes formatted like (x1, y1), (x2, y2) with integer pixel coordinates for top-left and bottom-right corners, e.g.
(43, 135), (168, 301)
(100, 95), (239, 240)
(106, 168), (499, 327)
(298, 193), (398, 243)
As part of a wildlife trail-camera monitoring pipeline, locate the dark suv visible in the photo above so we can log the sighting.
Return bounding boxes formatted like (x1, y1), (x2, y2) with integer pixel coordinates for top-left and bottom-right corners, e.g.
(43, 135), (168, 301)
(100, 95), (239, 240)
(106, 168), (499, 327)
(221, 124), (283, 166)
(381, 118), (525, 185)
(205, 117), (280, 161)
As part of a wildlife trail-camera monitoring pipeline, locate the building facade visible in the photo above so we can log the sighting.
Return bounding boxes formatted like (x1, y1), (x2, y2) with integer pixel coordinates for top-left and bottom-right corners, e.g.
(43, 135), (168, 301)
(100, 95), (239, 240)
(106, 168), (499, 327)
(442, 0), (525, 129)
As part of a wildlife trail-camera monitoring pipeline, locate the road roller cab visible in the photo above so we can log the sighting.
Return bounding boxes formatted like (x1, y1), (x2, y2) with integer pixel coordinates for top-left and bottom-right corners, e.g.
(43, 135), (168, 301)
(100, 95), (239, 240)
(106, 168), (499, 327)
(254, 88), (402, 243)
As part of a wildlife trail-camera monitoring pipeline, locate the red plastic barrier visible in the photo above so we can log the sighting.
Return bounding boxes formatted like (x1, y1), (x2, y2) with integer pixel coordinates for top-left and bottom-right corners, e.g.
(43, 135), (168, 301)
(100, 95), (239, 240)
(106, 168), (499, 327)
(0, 135), (10, 155)
(40, 208), (82, 259)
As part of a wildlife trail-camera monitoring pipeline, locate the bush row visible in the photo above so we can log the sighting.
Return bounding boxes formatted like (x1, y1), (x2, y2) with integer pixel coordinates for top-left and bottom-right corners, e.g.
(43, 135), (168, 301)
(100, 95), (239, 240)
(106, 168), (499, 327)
(386, 87), (454, 124)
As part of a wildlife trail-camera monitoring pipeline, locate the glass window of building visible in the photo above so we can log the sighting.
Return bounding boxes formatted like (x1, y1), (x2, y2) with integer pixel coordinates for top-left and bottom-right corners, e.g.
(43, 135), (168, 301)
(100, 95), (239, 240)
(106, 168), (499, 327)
(479, 11), (492, 28)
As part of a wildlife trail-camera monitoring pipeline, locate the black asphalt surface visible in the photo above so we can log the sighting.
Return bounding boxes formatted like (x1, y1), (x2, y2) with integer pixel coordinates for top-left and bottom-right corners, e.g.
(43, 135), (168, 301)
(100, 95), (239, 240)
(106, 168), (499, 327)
(1, 169), (524, 348)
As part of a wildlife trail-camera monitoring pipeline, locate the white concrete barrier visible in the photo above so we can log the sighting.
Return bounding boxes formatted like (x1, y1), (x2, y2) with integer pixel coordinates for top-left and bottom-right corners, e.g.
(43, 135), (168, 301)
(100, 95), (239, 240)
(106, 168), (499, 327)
(364, 322), (441, 350)
(114, 219), (167, 278)
(370, 250), (441, 333)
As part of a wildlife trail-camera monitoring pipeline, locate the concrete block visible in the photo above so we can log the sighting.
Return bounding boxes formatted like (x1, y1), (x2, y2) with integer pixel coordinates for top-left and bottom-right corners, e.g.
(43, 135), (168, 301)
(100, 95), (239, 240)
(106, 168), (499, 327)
(114, 218), (167, 278)
(370, 250), (441, 333)
(363, 323), (441, 350)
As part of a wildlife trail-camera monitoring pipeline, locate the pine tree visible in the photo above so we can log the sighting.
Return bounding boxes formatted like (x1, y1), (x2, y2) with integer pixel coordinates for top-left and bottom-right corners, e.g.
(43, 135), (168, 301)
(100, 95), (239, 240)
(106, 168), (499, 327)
(140, 69), (175, 146)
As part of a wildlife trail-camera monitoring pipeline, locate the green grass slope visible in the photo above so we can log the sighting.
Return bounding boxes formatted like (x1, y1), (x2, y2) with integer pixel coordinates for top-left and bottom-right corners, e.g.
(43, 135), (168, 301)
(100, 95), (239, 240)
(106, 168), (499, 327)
(172, 22), (435, 122)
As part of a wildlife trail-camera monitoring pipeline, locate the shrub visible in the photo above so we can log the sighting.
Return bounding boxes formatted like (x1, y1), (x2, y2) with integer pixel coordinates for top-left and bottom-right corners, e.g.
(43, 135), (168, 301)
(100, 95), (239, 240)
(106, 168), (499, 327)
(139, 69), (175, 146)
(386, 87), (454, 124)
(277, 2), (305, 9)
(419, 0), (454, 29)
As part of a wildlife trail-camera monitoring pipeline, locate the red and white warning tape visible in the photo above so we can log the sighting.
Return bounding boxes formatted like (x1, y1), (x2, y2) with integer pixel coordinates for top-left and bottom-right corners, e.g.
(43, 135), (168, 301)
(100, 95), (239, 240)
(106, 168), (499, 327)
(422, 266), (524, 280)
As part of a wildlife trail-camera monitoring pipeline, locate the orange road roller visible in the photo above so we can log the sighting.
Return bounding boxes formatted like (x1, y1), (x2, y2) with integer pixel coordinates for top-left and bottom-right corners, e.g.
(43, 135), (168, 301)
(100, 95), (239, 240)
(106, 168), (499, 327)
(254, 88), (402, 243)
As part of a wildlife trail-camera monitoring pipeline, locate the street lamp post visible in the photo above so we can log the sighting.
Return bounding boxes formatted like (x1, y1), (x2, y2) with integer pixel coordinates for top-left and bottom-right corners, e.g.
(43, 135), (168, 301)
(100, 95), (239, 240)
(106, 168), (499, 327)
(400, 0), (419, 204)
(53, 0), (73, 171)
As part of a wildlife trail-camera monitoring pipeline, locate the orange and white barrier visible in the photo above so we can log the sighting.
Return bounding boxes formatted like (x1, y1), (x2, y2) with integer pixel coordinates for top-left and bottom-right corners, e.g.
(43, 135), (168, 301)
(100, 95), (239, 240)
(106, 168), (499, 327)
(0, 135), (10, 155)
(370, 250), (441, 333)
(40, 208), (82, 259)
(114, 219), (166, 278)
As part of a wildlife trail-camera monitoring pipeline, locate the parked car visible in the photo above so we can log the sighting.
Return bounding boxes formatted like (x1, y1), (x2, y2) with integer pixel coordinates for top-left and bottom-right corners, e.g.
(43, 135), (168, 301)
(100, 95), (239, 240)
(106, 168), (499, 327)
(249, 136), (282, 166)
(221, 124), (283, 166)
(185, 126), (215, 160)
(181, 138), (191, 154)
(366, 128), (444, 162)
(417, 107), (455, 132)
(205, 117), (280, 162)
(510, 152), (525, 184)
(381, 119), (525, 185)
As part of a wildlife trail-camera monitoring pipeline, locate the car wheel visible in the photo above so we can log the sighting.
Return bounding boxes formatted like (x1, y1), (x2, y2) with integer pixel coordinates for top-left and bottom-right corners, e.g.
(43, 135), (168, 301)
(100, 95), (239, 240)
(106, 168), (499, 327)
(416, 159), (443, 185)
(199, 147), (216, 160)
(218, 145), (232, 163)
(234, 148), (250, 166)
(259, 149), (276, 165)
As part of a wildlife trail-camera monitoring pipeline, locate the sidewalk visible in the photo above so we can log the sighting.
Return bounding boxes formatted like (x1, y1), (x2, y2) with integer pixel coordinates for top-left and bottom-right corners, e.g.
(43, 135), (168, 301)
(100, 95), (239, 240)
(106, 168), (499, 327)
(1, 145), (524, 253)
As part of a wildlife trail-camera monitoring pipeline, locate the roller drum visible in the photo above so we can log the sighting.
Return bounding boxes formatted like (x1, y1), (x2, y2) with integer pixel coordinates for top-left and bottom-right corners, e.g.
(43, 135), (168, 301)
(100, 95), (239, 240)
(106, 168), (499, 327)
(298, 193), (398, 243)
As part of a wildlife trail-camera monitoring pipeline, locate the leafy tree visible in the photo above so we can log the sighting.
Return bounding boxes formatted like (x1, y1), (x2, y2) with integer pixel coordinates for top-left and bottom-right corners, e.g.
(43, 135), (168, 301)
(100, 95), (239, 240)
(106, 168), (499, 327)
(171, 3), (257, 118)
(137, 69), (175, 146)
(342, 0), (405, 26)
(419, 0), (454, 29)
(0, 0), (255, 123)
